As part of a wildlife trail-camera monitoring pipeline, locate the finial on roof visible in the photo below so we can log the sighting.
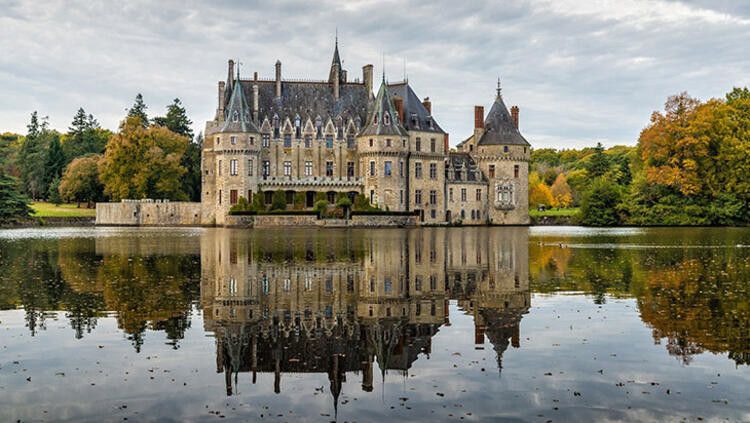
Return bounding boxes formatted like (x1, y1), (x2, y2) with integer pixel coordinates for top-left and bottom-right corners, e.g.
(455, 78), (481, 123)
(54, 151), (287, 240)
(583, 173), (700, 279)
(496, 77), (502, 98)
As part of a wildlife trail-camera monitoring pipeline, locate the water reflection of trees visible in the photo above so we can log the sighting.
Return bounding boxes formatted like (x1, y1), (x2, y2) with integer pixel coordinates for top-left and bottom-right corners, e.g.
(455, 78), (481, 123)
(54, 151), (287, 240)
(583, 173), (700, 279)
(529, 234), (750, 366)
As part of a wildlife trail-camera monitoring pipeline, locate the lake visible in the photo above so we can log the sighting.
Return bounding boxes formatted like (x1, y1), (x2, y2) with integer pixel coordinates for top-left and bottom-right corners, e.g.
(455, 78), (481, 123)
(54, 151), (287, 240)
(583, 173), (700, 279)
(0, 226), (748, 422)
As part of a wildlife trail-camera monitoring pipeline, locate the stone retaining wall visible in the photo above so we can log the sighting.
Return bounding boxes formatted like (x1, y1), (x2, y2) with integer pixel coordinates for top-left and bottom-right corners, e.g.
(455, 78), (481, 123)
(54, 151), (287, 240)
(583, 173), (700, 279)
(96, 201), (203, 226)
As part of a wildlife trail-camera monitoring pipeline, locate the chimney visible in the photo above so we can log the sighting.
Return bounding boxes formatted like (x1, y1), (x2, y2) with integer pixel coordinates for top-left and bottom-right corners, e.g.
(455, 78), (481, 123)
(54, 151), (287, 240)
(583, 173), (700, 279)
(511, 106), (519, 129)
(253, 71), (258, 81)
(444, 133), (450, 154)
(332, 63), (340, 100)
(362, 64), (373, 100)
(474, 106), (484, 129)
(422, 97), (431, 114)
(252, 84), (259, 124)
(275, 60), (282, 98)
(393, 97), (404, 123)
(341, 69), (347, 83)
(228, 60), (235, 87)
(218, 81), (226, 123)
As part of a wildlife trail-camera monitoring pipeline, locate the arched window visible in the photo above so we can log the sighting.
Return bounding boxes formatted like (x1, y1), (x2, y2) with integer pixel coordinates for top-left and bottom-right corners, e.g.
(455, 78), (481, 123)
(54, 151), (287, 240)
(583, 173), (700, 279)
(384, 112), (391, 125)
(232, 111), (239, 122)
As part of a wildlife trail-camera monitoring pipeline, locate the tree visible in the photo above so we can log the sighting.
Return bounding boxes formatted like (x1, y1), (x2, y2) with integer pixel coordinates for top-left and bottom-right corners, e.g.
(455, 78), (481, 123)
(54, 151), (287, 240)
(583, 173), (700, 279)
(0, 170), (32, 222)
(293, 192), (305, 210)
(250, 191), (265, 211)
(529, 183), (554, 208)
(99, 116), (189, 201)
(127, 94), (149, 128)
(586, 142), (609, 178)
(47, 177), (62, 205)
(152, 98), (194, 139)
(63, 108), (109, 162)
(43, 137), (66, 195)
(543, 168), (558, 186)
(18, 112), (54, 199)
(59, 155), (104, 207)
(580, 177), (622, 226)
(153, 99), (199, 201)
(550, 173), (573, 208)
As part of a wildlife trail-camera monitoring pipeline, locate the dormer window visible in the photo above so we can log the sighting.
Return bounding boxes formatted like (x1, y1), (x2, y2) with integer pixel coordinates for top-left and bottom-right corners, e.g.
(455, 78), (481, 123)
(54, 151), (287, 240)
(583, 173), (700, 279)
(384, 112), (391, 126)
(504, 146), (509, 153)
(232, 111), (239, 122)
(373, 113), (378, 124)
(295, 116), (300, 127)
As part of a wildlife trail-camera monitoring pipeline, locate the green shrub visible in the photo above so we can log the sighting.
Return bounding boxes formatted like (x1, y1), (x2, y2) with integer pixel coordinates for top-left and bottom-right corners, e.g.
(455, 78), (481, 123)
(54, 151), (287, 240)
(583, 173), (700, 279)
(293, 192), (306, 210)
(229, 196), (250, 214)
(314, 191), (327, 203)
(271, 190), (287, 211)
(250, 192), (265, 212)
(353, 193), (379, 211)
(313, 200), (329, 214)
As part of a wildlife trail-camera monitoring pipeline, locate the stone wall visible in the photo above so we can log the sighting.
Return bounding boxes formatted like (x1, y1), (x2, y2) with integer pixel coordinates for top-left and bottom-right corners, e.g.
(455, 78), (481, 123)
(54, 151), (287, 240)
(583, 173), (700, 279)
(96, 200), (203, 226)
(227, 213), (416, 228)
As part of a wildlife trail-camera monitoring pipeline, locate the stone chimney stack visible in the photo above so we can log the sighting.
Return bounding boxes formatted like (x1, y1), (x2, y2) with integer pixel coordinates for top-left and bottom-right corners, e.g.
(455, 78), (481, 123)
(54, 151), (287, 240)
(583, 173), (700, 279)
(275, 60), (282, 98)
(393, 97), (404, 123)
(362, 64), (373, 100)
(218, 81), (226, 123)
(252, 84), (259, 123)
(444, 133), (450, 153)
(422, 97), (431, 114)
(511, 106), (519, 129)
(253, 71), (258, 81)
(332, 63), (340, 100)
(228, 60), (235, 87)
(474, 106), (484, 129)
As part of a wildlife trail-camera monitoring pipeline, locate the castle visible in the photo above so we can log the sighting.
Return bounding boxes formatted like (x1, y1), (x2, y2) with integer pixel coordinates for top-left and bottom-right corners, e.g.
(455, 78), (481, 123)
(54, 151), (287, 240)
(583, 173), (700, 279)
(201, 40), (530, 226)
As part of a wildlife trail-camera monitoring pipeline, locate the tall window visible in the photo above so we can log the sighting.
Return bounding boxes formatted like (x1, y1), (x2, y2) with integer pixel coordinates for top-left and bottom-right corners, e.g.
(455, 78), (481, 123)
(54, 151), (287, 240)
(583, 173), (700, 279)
(230, 159), (238, 176)
(326, 161), (334, 177)
(369, 138), (373, 147)
(399, 161), (404, 177)
(489, 164), (495, 178)
(476, 189), (482, 201)
(415, 137), (421, 152)
(230, 136), (236, 145)
(248, 159), (253, 176)
(325, 135), (333, 148)
(283, 161), (291, 176)
(262, 160), (270, 178)
(461, 188), (466, 202)
(384, 161), (392, 176)
(449, 188), (453, 202)
(370, 190), (375, 204)
(218, 160), (222, 176)
(386, 138), (391, 147)
(415, 190), (422, 205)
(305, 134), (312, 148)
(305, 161), (313, 176)
(504, 145), (509, 153)
(262, 134), (270, 148)
(400, 190), (404, 204)
(230, 190), (238, 204)
(429, 163), (437, 179)
(347, 135), (354, 148)
(370, 161), (375, 176)
(249, 136), (254, 146)
(415, 162), (422, 179)
(514, 165), (520, 178)
(430, 138), (436, 152)
(429, 190), (437, 205)
(347, 162), (354, 177)
(283, 133), (291, 148)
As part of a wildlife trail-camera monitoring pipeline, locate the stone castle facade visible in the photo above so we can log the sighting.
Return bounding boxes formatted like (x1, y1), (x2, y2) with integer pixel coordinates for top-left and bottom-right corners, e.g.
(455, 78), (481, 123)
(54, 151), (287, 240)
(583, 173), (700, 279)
(201, 41), (530, 225)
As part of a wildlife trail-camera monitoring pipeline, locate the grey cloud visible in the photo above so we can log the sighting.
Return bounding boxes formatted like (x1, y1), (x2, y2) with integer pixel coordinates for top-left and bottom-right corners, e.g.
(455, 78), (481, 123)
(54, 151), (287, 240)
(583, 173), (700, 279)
(1, 0), (748, 149)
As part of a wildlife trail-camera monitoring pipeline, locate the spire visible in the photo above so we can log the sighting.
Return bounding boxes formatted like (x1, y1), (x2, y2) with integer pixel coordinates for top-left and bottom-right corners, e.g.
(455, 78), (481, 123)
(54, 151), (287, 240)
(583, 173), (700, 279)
(219, 79), (260, 134)
(477, 80), (529, 146)
(329, 34), (343, 83)
(360, 78), (408, 137)
(496, 77), (502, 99)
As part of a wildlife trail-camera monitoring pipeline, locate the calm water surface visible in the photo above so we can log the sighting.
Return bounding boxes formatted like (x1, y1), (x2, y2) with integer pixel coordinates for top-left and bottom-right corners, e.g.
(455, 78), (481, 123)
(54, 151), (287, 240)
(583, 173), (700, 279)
(0, 226), (748, 422)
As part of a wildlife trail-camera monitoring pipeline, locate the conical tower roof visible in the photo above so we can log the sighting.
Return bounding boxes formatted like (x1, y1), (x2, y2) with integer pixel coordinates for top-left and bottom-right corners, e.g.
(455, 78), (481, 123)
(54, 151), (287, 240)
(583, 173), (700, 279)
(328, 38), (344, 84)
(478, 82), (529, 146)
(360, 78), (408, 137)
(220, 81), (260, 133)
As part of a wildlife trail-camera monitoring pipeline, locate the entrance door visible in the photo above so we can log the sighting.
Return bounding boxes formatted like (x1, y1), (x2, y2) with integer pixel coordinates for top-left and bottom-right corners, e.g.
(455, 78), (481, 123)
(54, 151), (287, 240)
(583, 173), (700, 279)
(446, 210), (451, 222)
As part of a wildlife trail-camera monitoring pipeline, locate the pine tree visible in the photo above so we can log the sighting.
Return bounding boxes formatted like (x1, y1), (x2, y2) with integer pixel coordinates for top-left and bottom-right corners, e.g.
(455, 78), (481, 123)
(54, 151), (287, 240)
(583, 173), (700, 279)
(47, 177), (62, 205)
(154, 98), (193, 139)
(44, 136), (66, 196)
(18, 112), (51, 199)
(127, 94), (149, 128)
(0, 169), (33, 222)
(64, 108), (109, 162)
(586, 142), (608, 178)
(153, 99), (198, 200)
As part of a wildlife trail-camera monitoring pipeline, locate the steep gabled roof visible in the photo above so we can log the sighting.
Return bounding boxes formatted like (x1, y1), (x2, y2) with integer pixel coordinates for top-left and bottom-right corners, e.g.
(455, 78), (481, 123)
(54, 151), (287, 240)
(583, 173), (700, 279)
(388, 82), (445, 134)
(360, 79), (409, 137)
(220, 80), (260, 133)
(478, 87), (529, 146)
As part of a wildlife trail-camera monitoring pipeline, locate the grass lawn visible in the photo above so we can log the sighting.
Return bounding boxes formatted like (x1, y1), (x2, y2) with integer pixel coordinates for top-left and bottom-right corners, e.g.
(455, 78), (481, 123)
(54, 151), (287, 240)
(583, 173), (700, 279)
(31, 202), (96, 217)
(529, 207), (580, 218)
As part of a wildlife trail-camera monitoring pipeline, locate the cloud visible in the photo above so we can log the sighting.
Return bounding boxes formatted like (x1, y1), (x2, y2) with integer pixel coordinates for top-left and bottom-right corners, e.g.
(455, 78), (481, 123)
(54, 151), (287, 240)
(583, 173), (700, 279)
(0, 0), (748, 148)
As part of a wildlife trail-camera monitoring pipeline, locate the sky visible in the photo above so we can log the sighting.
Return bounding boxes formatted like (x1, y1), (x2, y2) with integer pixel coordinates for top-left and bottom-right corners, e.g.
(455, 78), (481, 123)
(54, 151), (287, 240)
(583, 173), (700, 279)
(1, 0), (749, 149)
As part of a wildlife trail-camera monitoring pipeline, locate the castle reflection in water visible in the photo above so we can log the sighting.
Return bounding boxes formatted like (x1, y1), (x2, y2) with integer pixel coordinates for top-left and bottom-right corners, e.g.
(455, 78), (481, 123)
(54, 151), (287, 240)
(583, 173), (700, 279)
(199, 227), (529, 404)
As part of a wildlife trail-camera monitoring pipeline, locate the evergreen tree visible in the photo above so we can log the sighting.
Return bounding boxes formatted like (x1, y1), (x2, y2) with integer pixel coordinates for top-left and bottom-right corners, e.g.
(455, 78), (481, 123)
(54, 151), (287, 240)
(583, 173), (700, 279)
(64, 108), (108, 162)
(0, 169), (33, 222)
(127, 94), (149, 128)
(581, 177), (623, 226)
(153, 98), (193, 139)
(43, 137), (66, 195)
(18, 112), (52, 199)
(586, 142), (609, 178)
(47, 177), (62, 205)
(153, 99), (199, 200)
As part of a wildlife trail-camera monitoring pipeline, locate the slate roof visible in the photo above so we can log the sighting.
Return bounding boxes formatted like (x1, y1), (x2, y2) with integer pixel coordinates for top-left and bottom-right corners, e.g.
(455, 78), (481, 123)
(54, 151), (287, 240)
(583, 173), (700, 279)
(359, 79), (409, 137)
(220, 79), (260, 133)
(447, 152), (487, 182)
(388, 82), (445, 134)
(478, 92), (529, 146)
